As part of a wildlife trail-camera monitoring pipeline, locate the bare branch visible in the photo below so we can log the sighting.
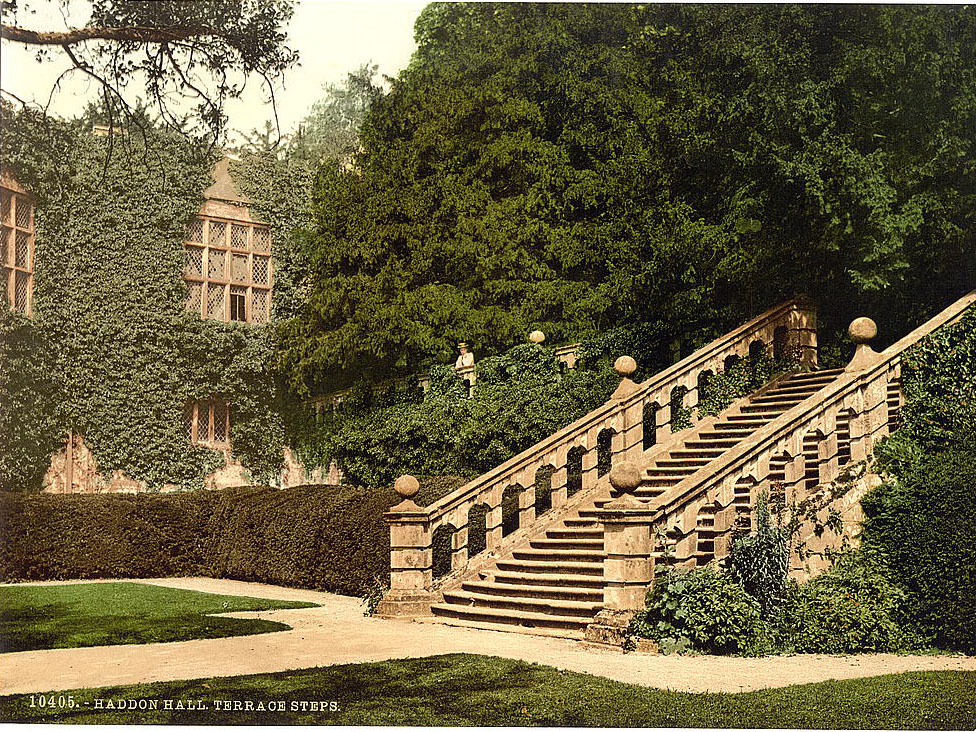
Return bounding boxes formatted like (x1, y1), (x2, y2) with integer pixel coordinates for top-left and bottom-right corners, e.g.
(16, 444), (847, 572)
(2, 23), (217, 46)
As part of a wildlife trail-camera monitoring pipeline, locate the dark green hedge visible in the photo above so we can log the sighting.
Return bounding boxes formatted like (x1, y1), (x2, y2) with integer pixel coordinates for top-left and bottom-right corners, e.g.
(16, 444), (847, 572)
(0, 477), (463, 597)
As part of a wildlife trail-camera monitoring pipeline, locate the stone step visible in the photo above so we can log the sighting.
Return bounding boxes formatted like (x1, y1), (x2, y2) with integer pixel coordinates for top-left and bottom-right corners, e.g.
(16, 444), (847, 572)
(489, 570), (606, 589)
(646, 466), (698, 477)
(563, 518), (600, 528)
(442, 589), (602, 617)
(421, 613), (585, 639)
(495, 558), (605, 576)
(461, 580), (603, 602)
(740, 402), (795, 413)
(655, 458), (711, 469)
(512, 548), (606, 563)
(669, 448), (725, 459)
(529, 538), (604, 551)
(546, 528), (604, 540)
(430, 603), (593, 630)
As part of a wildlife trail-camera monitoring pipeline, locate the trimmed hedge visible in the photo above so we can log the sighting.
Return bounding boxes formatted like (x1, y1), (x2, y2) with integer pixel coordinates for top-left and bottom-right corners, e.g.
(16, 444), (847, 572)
(0, 477), (463, 597)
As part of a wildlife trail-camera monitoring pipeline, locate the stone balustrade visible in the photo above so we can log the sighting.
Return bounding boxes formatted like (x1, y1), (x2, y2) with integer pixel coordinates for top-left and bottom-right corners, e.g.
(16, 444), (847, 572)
(648, 291), (976, 568)
(376, 297), (818, 617)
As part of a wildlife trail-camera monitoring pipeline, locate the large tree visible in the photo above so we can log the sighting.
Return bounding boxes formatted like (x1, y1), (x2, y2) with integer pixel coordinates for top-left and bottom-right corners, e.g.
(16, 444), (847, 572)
(282, 4), (975, 389)
(1, 0), (297, 142)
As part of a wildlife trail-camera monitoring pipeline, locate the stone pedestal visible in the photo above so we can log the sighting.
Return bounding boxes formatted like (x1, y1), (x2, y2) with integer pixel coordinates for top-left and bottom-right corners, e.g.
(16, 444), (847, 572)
(584, 461), (655, 647)
(374, 475), (435, 618)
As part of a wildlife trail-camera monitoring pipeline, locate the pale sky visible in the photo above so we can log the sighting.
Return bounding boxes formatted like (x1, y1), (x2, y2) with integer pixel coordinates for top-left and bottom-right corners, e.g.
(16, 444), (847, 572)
(0, 0), (428, 140)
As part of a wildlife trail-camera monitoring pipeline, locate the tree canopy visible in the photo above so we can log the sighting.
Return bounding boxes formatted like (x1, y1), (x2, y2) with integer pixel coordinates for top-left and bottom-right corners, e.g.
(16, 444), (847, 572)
(281, 4), (976, 389)
(1, 0), (298, 142)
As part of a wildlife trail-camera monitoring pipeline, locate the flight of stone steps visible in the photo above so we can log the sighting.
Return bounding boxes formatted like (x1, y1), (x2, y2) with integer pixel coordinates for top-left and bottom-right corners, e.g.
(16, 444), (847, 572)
(427, 367), (844, 638)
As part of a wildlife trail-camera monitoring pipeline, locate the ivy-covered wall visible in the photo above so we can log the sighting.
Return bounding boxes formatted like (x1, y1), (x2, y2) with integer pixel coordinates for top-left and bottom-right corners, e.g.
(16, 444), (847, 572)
(0, 105), (297, 492)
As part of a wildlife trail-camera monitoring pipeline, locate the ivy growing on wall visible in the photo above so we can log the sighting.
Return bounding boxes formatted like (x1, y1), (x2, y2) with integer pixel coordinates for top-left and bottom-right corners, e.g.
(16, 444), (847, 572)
(0, 103), (291, 491)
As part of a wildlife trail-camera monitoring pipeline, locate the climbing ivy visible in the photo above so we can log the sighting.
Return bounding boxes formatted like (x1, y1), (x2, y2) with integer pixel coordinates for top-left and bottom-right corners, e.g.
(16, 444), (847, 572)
(0, 103), (292, 491)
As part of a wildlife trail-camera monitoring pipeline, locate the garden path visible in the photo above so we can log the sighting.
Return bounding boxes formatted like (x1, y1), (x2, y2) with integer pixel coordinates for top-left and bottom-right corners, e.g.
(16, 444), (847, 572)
(2, 577), (973, 695)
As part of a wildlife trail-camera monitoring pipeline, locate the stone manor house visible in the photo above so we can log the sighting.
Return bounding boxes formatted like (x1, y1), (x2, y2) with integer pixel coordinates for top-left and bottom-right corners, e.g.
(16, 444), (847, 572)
(1, 158), (335, 493)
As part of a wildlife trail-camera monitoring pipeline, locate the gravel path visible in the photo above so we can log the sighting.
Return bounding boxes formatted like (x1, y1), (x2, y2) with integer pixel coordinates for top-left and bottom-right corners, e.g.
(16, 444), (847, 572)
(1, 577), (973, 696)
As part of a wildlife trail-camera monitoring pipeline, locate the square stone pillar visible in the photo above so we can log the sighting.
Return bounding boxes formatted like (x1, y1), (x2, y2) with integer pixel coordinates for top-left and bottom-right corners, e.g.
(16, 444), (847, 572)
(584, 464), (656, 647)
(374, 490), (434, 618)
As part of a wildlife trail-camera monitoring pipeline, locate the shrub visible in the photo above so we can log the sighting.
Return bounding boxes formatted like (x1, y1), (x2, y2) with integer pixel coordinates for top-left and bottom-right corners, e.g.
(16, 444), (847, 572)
(773, 556), (928, 654)
(0, 476), (464, 597)
(629, 567), (770, 655)
(726, 492), (789, 619)
(862, 437), (976, 653)
(325, 345), (617, 486)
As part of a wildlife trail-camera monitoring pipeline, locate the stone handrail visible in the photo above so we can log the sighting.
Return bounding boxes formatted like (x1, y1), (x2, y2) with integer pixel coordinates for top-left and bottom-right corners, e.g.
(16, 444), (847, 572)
(647, 290), (976, 565)
(376, 296), (818, 616)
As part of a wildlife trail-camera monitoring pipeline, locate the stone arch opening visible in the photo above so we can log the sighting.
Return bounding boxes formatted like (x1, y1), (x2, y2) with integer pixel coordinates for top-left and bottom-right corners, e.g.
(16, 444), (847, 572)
(534, 465), (555, 516)
(767, 451), (792, 512)
(836, 409), (857, 466)
(501, 485), (523, 537)
(733, 476), (758, 536)
(597, 428), (615, 477)
(642, 401), (659, 449)
(431, 523), (457, 579)
(749, 339), (766, 363)
(670, 385), (689, 432)
(697, 370), (713, 407)
(467, 503), (489, 558)
(695, 500), (721, 561)
(802, 431), (826, 494)
(566, 446), (585, 496)
(724, 353), (741, 372)
(773, 326), (788, 361)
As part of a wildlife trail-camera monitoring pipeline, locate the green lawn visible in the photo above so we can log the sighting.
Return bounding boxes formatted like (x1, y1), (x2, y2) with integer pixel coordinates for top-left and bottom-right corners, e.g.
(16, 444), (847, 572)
(1, 654), (973, 728)
(0, 582), (317, 653)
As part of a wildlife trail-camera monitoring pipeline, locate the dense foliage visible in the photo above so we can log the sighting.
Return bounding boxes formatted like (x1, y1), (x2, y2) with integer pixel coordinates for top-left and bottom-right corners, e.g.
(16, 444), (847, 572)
(861, 307), (976, 652)
(282, 4), (976, 389)
(0, 103), (303, 491)
(726, 493), (790, 620)
(629, 567), (771, 656)
(0, 476), (462, 596)
(774, 557), (927, 654)
(316, 344), (617, 486)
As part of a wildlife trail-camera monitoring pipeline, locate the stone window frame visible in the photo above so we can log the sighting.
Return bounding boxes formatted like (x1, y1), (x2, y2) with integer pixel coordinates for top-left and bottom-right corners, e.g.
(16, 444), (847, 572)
(184, 215), (272, 323)
(184, 400), (232, 449)
(1, 178), (35, 316)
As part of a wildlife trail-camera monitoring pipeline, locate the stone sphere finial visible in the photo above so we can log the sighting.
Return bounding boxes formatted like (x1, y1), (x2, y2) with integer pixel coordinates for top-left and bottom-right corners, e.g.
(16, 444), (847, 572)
(528, 330), (546, 344)
(848, 317), (877, 344)
(393, 474), (420, 499)
(609, 461), (642, 495)
(613, 356), (637, 378)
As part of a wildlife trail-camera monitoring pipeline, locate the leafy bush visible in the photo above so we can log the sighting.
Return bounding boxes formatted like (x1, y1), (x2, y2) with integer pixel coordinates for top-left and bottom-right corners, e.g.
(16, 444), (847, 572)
(698, 354), (786, 418)
(726, 492), (789, 619)
(858, 308), (976, 653)
(773, 556), (928, 654)
(323, 344), (617, 486)
(629, 567), (770, 655)
(862, 437), (976, 653)
(0, 476), (463, 597)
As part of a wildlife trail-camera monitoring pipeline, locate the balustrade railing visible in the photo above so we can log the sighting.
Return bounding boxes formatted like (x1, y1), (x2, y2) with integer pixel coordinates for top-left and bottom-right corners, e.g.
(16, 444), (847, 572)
(376, 297), (818, 616)
(647, 291), (976, 567)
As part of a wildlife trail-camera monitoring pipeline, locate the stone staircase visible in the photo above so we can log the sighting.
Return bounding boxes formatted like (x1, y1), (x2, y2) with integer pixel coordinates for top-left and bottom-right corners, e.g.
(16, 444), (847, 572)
(427, 367), (844, 637)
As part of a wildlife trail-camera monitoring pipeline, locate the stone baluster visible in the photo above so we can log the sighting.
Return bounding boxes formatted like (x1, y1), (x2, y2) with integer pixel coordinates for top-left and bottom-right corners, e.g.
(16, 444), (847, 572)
(584, 461), (656, 647)
(374, 475), (434, 618)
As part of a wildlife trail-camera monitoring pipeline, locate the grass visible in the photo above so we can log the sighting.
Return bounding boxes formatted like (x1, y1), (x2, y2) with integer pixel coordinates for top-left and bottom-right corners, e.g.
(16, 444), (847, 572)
(1, 654), (973, 728)
(0, 582), (317, 653)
